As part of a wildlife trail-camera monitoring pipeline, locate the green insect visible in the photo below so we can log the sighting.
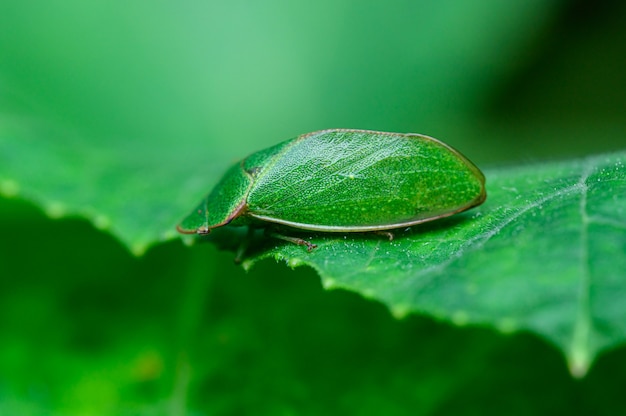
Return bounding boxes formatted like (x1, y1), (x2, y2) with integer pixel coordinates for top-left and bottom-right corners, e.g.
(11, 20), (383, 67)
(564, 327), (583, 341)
(178, 129), (486, 257)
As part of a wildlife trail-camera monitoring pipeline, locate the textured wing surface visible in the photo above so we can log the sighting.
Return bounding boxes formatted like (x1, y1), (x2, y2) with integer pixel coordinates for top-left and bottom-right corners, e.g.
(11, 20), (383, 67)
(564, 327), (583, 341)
(246, 130), (484, 230)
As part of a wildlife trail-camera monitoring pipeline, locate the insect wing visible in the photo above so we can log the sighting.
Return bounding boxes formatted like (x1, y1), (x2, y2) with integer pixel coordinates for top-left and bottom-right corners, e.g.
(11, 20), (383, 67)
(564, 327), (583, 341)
(245, 130), (485, 231)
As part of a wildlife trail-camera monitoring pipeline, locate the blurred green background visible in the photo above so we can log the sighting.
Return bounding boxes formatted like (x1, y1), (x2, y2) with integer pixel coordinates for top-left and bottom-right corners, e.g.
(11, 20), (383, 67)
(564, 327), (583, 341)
(1, 0), (626, 414)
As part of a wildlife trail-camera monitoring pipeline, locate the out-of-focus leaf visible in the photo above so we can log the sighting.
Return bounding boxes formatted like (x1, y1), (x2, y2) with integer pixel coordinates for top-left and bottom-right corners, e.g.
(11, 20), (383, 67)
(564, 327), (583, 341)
(0, 0), (560, 252)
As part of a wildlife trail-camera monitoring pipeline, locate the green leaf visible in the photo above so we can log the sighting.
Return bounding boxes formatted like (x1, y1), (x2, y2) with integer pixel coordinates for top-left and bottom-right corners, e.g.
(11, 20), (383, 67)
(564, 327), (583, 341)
(1, 105), (625, 376)
(241, 151), (626, 377)
(0, 114), (215, 255)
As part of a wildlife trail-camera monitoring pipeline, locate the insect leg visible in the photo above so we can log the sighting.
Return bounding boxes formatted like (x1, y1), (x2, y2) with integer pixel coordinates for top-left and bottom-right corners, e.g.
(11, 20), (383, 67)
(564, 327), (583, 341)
(266, 229), (318, 252)
(373, 230), (394, 241)
(234, 226), (256, 264)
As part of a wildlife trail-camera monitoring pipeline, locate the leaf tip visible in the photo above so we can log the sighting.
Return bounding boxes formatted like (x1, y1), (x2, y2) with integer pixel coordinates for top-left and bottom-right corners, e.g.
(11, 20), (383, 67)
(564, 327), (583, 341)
(321, 277), (337, 290)
(131, 242), (148, 257)
(567, 347), (592, 379)
(495, 318), (518, 334)
(0, 178), (20, 197)
(44, 201), (66, 219)
(240, 258), (255, 271)
(161, 229), (178, 240)
(390, 304), (411, 320)
(361, 288), (377, 299)
(180, 235), (196, 247)
(451, 310), (470, 326)
(287, 257), (305, 269)
(93, 214), (111, 230)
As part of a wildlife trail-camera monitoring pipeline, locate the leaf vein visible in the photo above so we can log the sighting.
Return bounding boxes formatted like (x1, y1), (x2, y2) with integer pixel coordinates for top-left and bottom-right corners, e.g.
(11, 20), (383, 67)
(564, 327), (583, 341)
(417, 182), (583, 276)
(569, 164), (593, 376)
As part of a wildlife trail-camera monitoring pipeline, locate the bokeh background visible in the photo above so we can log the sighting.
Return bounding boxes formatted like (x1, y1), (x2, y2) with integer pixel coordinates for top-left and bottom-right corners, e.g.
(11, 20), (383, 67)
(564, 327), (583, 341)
(1, 0), (626, 414)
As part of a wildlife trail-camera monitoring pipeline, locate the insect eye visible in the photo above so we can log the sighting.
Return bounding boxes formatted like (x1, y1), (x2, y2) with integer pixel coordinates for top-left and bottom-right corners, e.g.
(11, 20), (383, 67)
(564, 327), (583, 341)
(246, 166), (261, 177)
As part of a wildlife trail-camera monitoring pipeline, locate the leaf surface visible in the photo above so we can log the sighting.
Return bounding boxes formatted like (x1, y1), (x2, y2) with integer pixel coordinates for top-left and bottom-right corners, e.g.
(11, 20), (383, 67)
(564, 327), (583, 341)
(0, 115), (218, 255)
(243, 151), (626, 376)
(2, 106), (625, 375)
